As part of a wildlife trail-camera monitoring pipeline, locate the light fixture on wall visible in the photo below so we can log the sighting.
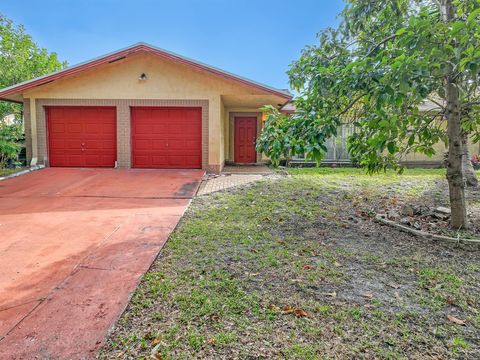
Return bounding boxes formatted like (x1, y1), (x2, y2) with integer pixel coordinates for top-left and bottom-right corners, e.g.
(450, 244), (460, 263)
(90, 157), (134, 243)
(138, 73), (147, 81)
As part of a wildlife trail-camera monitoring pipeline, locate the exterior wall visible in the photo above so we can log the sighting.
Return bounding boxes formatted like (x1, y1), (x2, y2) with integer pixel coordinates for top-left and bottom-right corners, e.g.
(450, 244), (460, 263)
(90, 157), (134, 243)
(29, 99), (210, 170)
(219, 100), (226, 167)
(22, 52), (280, 172)
(403, 141), (479, 162)
(23, 99), (32, 164)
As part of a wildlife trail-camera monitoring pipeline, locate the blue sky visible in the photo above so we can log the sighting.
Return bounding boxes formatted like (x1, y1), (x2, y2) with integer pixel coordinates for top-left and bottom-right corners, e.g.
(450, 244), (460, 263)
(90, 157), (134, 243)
(2, 0), (344, 90)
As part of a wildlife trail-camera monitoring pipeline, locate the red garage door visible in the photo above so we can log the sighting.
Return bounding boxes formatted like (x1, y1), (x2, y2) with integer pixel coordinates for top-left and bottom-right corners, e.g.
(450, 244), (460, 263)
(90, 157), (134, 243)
(47, 107), (116, 167)
(131, 107), (202, 168)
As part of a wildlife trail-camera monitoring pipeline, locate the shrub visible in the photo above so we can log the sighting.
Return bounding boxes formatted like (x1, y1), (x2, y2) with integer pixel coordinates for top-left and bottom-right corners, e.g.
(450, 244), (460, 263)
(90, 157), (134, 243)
(0, 122), (23, 167)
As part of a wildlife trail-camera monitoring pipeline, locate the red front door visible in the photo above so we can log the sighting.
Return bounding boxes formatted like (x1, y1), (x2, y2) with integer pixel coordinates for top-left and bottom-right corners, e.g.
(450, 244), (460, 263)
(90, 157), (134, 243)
(234, 116), (257, 163)
(47, 107), (117, 167)
(131, 107), (202, 168)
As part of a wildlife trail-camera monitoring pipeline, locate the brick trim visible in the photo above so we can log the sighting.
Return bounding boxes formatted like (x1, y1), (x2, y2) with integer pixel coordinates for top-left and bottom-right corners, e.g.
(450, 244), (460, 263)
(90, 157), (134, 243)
(31, 99), (209, 170)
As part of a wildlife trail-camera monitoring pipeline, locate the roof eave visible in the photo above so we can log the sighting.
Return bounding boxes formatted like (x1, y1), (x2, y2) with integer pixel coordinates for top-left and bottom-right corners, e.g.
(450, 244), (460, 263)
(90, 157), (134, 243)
(0, 43), (293, 100)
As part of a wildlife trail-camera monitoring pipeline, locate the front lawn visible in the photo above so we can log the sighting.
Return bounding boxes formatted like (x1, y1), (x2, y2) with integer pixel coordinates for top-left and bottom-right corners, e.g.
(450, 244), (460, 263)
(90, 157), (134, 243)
(101, 168), (479, 359)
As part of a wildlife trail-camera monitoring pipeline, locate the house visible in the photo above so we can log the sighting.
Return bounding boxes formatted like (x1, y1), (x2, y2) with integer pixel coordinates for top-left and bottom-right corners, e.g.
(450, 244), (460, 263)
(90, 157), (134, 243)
(281, 101), (480, 167)
(1, 114), (16, 125)
(0, 43), (292, 173)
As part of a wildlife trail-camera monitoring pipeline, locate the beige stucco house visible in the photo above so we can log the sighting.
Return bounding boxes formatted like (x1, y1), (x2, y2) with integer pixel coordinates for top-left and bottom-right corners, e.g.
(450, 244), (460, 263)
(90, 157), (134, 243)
(0, 43), (292, 173)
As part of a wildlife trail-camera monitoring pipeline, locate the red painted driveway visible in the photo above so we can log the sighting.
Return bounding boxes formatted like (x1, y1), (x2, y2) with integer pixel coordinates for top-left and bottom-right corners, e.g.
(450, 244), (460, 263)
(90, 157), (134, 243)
(0, 168), (204, 359)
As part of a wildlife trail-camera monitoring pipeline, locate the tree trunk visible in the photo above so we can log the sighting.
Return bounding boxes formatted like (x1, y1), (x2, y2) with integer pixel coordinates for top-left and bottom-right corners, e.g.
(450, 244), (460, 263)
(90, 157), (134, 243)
(442, 0), (468, 229)
(462, 133), (478, 187)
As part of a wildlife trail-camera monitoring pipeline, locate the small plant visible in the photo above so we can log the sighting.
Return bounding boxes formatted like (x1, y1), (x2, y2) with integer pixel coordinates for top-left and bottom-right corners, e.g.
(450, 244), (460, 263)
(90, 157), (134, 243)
(452, 336), (469, 353)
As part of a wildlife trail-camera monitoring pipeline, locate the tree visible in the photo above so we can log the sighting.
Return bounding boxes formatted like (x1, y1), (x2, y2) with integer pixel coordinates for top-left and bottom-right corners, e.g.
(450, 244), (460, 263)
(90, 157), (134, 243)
(258, 0), (480, 229)
(0, 13), (67, 120)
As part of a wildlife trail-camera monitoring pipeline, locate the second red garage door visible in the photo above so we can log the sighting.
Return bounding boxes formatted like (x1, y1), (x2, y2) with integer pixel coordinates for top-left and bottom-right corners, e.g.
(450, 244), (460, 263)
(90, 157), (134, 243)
(131, 107), (202, 168)
(47, 107), (117, 167)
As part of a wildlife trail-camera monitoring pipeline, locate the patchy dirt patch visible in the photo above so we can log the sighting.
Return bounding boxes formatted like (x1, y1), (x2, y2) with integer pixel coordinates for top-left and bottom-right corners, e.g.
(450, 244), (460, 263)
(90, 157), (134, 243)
(100, 169), (479, 359)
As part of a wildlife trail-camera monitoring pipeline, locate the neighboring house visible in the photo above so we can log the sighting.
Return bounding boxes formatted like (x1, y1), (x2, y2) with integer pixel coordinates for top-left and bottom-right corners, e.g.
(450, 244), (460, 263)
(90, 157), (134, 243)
(1, 114), (16, 125)
(280, 101), (480, 167)
(0, 43), (292, 173)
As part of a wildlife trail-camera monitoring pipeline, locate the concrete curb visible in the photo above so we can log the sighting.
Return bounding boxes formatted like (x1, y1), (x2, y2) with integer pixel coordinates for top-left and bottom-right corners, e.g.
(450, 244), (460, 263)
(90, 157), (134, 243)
(0, 165), (45, 182)
(375, 214), (480, 246)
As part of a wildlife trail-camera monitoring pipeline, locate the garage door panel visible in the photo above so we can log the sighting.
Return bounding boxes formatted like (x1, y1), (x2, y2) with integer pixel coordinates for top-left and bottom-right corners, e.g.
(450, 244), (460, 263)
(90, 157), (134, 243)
(168, 123), (185, 134)
(152, 123), (168, 134)
(85, 140), (100, 150)
(151, 155), (168, 166)
(102, 123), (116, 134)
(135, 139), (151, 150)
(67, 155), (84, 167)
(101, 140), (116, 150)
(66, 140), (83, 150)
(50, 139), (65, 149)
(185, 157), (202, 166)
(50, 123), (65, 133)
(84, 155), (101, 166)
(131, 107), (201, 169)
(152, 140), (167, 150)
(67, 122), (83, 134)
(135, 123), (153, 135)
(185, 140), (201, 150)
(48, 107), (116, 168)
(133, 155), (150, 167)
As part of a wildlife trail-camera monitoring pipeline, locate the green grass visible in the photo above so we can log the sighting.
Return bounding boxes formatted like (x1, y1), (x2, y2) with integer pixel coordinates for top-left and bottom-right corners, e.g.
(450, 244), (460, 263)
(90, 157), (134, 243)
(101, 168), (479, 359)
(286, 166), (447, 177)
(0, 167), (25, 177)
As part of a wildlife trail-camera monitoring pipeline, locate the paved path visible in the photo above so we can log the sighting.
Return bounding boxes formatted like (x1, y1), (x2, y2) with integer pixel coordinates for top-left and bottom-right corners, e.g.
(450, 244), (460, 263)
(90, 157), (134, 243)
(198, 174), (265, 195)
(0, 168), (204, 359)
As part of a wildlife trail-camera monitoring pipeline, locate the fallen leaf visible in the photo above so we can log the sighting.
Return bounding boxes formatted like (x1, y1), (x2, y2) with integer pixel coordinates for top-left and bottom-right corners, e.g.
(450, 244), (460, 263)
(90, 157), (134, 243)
(267, 304), (279, 310)
(303, 265), (315, 270)
(294, 309), (309, 318)
(208, 338), (216, 345)
(282, 306), (295, 314)
(327, 291), (337, 298)
(333, 261), (342, 267)
(447, 314), (466, 325)
(151, 336), (162, 346)
(387, 283), (401, 289)
(151, 342), (162, 359)
(362, 292), (373, 299)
